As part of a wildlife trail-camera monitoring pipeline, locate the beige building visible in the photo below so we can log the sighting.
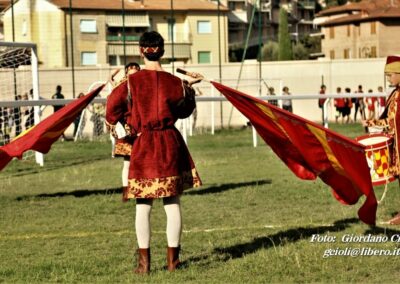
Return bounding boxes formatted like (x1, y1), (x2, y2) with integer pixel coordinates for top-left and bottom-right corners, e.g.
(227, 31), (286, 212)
(315, 0), (400, 59)
(2, 0), (229, 67)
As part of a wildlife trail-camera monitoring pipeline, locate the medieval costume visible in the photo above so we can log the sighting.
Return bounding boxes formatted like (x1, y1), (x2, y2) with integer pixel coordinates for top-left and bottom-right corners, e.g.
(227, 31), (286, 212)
(366, 55), (400, 224)
(366, 59), (400, 177)
(107, 70), (202, 200)
(107, 31), (202, 274)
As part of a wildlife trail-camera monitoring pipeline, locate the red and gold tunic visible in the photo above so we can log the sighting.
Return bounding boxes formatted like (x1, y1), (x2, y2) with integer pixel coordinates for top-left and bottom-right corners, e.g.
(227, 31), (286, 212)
(106, 78), (133, 157)
(367, 87), (400, 176)
(107, 70), (202, 199)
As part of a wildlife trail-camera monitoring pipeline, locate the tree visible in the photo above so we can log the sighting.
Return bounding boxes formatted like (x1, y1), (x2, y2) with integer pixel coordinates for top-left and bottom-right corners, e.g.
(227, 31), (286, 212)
(292, 43), (308, 60)
(278, 8), (292, 61)
(261, 41), (279, 61)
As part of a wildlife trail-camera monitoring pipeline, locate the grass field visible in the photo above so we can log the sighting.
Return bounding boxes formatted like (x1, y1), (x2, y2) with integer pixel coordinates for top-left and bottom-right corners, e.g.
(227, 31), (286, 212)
(1, 124), (400, 283)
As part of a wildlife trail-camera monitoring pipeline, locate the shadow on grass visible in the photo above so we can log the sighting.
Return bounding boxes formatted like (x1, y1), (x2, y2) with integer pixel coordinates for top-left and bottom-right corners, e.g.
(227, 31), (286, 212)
(212, 218), (359, 260)
(364, 225), (400, 236)
(184, 179), (272, 196)
(1, 156), (108, 179)
(16, 187), (122, 200)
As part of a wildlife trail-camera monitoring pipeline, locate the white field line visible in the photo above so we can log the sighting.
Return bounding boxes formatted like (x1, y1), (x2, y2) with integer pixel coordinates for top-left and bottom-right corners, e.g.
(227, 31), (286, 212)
(0, 223), (337, 241)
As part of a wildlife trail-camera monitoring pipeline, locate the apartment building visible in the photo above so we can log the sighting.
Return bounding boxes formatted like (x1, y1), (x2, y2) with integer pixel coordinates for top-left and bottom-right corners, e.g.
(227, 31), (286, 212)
(0, 0), (11, 40)
(315, 0), (400, 59)
(220, 0), (319, 54)
(2, 0), (229, 67)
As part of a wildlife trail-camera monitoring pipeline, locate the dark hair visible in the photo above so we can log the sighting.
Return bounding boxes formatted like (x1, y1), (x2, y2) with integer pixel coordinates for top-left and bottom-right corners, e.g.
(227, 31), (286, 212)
(345, 87), (351, 93)
(125, 62), (140, 74)
(139, 31), (165, 61)
(321, 84), (326, 89)
(56, 85), (62, 92)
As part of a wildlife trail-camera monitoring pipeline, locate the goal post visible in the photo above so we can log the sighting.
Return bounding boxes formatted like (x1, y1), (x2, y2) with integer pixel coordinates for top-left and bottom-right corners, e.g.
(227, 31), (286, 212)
(0, 41), (43, 166)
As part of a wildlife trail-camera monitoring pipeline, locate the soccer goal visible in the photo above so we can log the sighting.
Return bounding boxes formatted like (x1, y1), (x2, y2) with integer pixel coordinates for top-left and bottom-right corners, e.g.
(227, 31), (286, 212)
(0, 41), (43, 166)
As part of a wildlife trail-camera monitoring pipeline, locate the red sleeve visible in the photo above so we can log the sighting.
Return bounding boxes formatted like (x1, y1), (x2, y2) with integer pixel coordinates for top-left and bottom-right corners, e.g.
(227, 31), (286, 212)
(174, 80), (196, 119)
(106, 80), (128, 125)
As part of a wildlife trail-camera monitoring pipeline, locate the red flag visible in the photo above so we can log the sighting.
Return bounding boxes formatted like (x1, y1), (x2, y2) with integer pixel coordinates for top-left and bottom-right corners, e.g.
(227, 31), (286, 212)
(212, 82), (377, 225)
(0, 84), (105, 171)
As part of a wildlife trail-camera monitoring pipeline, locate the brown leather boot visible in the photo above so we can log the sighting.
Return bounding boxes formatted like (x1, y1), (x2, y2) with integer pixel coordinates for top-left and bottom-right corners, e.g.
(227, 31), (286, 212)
(388, 212), (400, 225)
(167, 246), (181, 271)
(122, 186), (129, 202)
(134, 248), (150, 274)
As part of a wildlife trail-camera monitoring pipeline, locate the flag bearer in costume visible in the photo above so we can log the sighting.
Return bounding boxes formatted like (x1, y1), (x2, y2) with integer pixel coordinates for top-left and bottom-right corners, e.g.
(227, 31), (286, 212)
(106, 62), (140, 201)
(364, 55), (400, 225)
(106, 31), (202, 274)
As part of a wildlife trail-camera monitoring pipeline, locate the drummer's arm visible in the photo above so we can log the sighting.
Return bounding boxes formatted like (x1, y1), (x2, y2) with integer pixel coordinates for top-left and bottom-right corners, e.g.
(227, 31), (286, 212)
(364, 118), (389, 130)
(174, 80), (196, 119)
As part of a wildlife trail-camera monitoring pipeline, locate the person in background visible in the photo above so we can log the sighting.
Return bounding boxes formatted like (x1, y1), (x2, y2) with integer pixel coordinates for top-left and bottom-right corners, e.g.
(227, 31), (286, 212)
(106, 62), (140, 197)
(363, 55), (400, 225)
(73, 92), (85, 138)
(354, 84), (366, 122)
(52, 85), (66, 140)
(52, 85), (64, 112)
(342, 88), (353, 124)
(282, 86), (293, 113)
(23, 89), (34, 131)
(106, 31), (202, 274)
(334, 87), (345, 124)
(366, 89), (377, 120)
(318, 84), (327, 125)
(12, 95), (22, 136)
(267, 87), (278, 107)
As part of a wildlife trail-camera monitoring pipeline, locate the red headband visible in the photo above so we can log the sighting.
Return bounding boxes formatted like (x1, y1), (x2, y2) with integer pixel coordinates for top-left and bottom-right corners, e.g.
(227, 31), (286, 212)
(140, 46), (162, 54)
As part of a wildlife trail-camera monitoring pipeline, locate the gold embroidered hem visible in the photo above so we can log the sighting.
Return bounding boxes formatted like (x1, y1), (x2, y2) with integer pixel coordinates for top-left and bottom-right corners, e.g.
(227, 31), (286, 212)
(114, 141), (132, 157)
(125, 168), (202, 199)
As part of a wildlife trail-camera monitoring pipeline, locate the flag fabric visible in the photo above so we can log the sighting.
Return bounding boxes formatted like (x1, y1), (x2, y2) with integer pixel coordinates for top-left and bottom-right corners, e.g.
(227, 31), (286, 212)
(212, 81), (377, 225)
(0, 84), (105, 171)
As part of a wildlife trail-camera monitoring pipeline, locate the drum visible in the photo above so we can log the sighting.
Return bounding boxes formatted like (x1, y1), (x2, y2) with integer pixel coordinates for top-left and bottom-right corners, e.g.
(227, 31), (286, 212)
(355, 133), (395, 186)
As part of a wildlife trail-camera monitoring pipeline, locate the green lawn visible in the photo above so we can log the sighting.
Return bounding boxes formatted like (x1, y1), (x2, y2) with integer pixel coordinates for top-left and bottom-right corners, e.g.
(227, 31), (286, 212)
(1, 124), (400, 282)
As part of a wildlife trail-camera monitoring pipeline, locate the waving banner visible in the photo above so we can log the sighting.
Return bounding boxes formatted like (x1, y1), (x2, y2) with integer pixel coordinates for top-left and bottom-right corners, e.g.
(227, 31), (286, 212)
(0, 84), (105, 171)
(212, 81), (377, 225)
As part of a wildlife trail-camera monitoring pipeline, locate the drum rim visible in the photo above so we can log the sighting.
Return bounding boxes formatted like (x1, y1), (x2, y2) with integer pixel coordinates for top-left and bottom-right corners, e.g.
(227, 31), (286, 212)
(372, 175), (396, 186)
(355, 133), (393, 149)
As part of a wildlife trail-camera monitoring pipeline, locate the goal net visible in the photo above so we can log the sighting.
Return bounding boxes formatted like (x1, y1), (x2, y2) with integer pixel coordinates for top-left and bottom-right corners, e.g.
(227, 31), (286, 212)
(0, 42), (43, 166)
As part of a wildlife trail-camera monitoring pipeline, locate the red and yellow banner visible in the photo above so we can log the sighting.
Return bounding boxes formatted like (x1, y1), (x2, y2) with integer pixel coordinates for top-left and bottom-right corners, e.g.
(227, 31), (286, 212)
(212, 81), (377, 225)
(0, 85), (105, 171)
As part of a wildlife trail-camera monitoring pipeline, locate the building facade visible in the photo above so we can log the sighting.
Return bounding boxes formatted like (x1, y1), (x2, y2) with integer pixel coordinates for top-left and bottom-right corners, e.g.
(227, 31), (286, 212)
(315, 0), (400, 59)
(219, 0), (319, 58)
(2, 0), (229, 67)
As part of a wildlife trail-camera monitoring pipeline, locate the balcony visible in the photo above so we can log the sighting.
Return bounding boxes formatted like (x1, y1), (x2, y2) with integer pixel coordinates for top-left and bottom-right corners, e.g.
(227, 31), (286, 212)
(228, 10), (248, 23)
(106, 35), (141, 42)
(298, 0), (316, 10)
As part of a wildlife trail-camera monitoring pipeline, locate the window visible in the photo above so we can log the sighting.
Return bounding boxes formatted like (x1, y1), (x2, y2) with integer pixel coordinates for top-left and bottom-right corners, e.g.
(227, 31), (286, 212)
(330, 50), (335, 59)
(347, 25), (350, 37)
(344, 49), (350, 59)
(371, 46), (377, 58)
(80, 20), (97, 33)
(371, 22), (376, 35)
(81, 52), (97, 65)
(329, 27), (334, 39)
(198, 51), (211, 64)
(197, 21), (211, 34)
